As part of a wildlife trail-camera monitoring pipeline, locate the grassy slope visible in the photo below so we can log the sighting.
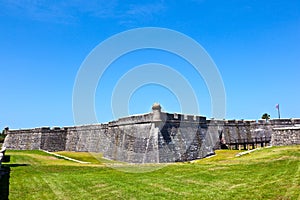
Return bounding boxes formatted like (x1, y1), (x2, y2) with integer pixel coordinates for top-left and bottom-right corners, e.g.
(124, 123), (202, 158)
(3, 146), (300, 200)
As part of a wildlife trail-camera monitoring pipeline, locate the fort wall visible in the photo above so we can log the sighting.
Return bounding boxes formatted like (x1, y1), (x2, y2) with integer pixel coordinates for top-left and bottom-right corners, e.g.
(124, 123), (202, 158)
(272, 126), (300, 146)
(3, 104), (300, 163)
(3, 127), (67, 151)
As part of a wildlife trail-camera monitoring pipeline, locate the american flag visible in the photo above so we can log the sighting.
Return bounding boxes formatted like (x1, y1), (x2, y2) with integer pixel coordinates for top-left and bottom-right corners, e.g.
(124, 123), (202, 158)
(276, 104), (279, 109)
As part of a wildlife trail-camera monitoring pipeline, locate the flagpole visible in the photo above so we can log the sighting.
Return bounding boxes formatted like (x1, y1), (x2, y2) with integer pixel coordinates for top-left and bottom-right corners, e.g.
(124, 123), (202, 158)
(276, 104), (281, 119)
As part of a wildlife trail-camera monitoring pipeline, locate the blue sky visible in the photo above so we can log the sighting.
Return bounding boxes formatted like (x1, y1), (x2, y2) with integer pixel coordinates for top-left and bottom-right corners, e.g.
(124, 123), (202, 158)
(0, 0), (299, 129)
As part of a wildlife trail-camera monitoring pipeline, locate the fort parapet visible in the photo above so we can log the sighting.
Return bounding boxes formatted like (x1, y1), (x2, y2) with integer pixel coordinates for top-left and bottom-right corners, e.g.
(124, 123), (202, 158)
(3, 104), (300, 163)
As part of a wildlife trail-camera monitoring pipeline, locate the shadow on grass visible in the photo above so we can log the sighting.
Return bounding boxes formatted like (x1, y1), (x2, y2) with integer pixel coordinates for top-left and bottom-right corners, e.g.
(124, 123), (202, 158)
(0, 160), (30, 200)
(0, 166), (10, 200)
(4, 163), (30, 168)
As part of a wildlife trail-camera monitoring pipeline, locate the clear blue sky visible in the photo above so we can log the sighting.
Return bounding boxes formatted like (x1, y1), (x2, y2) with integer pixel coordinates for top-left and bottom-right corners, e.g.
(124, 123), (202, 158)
(0, 0), (299, 129)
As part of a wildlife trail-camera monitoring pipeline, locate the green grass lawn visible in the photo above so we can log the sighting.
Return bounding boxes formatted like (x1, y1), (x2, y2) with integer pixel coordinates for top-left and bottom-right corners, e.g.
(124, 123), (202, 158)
(2, 146), (299, 200)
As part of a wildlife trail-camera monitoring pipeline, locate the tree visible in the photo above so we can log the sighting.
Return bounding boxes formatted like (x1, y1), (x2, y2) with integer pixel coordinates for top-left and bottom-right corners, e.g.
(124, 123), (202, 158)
(262, 113), (270, 121)
(0, 127), (8, 143)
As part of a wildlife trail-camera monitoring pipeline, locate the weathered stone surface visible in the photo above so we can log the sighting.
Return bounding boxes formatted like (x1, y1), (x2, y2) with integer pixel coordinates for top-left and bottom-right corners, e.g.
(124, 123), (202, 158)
(3, 104), (300, 163)
(272, 127), (300, 146)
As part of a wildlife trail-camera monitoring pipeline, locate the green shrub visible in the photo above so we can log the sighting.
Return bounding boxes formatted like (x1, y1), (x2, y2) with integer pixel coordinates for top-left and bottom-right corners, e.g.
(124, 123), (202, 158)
(0, 134), (6, 143)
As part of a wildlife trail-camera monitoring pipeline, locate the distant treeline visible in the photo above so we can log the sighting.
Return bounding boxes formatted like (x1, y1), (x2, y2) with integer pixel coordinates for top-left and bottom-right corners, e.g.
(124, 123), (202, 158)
(0, 133), (6, 143)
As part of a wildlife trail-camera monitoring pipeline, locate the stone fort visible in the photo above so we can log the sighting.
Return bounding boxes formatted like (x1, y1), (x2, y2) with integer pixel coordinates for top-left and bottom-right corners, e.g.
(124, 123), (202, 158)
(3, 103), (300, 163)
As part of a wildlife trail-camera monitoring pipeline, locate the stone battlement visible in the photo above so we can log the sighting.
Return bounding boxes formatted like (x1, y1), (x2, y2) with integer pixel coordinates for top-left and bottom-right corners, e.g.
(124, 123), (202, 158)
(3, 104), (300, 163)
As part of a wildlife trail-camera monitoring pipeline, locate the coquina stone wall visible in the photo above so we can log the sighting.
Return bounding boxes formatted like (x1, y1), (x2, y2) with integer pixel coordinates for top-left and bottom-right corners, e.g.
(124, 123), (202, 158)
(207, 118), (300, 147)
(3, 104), (300, 163)
(157, 113), (210, 162)
(272, 126), (300, 146)
(3, 104), (216, 163)
(4, 127), (67, 151)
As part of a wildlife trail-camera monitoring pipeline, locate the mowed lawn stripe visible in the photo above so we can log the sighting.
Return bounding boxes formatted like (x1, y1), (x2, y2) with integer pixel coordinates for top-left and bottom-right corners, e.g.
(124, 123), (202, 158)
(3, 145), (300, 200)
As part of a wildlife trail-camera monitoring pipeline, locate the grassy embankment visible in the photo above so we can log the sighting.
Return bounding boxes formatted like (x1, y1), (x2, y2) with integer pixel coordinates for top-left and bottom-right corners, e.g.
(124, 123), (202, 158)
(2, 145), (299, 200)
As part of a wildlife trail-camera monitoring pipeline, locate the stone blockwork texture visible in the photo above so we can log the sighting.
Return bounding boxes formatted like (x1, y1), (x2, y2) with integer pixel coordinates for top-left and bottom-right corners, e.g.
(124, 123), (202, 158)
(40, 127), (67, 152)
(4, 127), (67, 151)
(3, 108), (300, 163)
(4, 128), (42, 150)
(272, 126), (300, 146)
(207, 119), (300, 147)
(157, 113), (210, 162)
(207, 119), (273, 145)
(64, 118), (157, 163)
(3, 111), (214, 163)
